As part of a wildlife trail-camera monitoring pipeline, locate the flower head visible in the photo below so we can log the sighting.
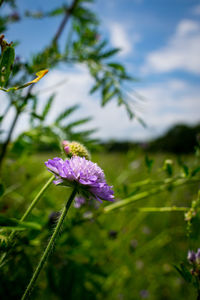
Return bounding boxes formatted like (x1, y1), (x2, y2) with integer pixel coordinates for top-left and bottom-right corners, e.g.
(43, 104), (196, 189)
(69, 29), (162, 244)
(62, 141), (90, 160)
(45, 156), (114, 203)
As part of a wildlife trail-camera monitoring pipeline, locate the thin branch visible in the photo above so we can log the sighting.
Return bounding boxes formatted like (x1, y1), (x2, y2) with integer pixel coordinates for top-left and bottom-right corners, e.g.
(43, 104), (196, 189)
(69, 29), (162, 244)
(52, 0), (79, 44)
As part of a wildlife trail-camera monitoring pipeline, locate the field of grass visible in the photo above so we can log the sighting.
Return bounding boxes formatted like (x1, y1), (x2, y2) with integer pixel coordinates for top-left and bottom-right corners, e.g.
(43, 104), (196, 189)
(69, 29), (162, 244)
(0, 149), (200, 299)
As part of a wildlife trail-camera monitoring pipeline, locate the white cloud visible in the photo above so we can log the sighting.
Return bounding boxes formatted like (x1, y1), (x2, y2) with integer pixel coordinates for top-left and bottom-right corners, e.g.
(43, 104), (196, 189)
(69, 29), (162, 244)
(108, 22), (139, 56)
(191, 4), (200, 15)
(135, 79), (200, 138)
(142, 19), (200, 74)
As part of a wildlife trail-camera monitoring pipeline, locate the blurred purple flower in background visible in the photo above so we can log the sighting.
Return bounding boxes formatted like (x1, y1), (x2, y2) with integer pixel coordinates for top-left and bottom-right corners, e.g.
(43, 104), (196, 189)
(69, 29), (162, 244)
(187, 248), (200, 264)
(45, 156), (114, 203)
(187, 250), (197, 264)
(74, 196), (86, 208)
(140, 290), (149, 299)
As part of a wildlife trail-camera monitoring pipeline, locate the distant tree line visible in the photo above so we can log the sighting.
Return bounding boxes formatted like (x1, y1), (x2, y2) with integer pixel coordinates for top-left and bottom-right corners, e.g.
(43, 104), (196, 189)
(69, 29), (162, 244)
(102, 123), (200, 154)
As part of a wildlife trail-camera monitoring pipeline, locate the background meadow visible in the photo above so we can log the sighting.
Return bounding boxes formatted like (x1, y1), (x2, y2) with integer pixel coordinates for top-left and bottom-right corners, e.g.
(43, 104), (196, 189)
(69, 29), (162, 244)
(0, 0), (200, 299)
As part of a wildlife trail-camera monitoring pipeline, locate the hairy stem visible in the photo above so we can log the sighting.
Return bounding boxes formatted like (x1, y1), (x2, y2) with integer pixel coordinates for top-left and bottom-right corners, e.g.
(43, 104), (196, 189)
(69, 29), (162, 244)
(21, 187), (77, 300)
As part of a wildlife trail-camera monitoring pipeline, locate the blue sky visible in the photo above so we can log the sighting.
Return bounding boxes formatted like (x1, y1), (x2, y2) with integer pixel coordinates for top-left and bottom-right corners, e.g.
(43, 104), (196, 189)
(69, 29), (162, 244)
(1, 0), (200, 141)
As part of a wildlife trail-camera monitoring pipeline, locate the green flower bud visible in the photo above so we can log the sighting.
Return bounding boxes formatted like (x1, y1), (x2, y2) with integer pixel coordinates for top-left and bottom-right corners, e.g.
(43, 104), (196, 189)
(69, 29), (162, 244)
(62, 141), (91, 160)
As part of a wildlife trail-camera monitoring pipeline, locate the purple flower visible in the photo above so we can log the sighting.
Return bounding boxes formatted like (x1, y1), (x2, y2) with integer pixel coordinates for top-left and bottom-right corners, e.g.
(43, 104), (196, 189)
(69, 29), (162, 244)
(187, 249), (200, 264)
(140, 290), (149, 299)
(45, 156), (114, 203)
(187, 250), (196, 264)
(74, 196), (86, 208)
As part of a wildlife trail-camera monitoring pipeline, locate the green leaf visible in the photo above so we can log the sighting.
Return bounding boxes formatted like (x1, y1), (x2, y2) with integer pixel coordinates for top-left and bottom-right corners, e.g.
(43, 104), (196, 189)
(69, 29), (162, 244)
(102, 90), (116, 106)
(55, 104), (79, 124)
(108, 62), (125, 72)
(64, 117), (92, 130)
(95, 40), (107, 52)
(145, 155), (154, 172)
(0, 45), (15, 87)
(31, 112), (44, 121)
(89, 81), (101, 94)
(191, 166), (200, 177)
(163, 159), (173, 176)
(48, 7), (66, 16)
(42, 94), (55, 119)
(122, 100), (134, 119)
(182, 165), (189, 177)
(174, 264), (192, 283)
(0, 214), (41, 231)
(99, 48), (120, 59)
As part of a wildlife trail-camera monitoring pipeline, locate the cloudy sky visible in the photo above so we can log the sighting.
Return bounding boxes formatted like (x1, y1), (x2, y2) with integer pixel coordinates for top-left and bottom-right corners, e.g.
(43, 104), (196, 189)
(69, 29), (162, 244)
(1, 0), (200, 141)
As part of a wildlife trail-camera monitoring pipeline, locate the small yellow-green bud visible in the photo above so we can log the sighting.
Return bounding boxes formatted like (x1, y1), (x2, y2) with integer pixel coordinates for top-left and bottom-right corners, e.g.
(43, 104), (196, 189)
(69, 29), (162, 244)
(62, 141), (90, 160)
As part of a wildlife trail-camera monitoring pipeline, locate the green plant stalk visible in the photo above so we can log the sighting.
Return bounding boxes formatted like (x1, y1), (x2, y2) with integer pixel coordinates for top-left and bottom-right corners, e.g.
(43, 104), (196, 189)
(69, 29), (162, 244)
(75, 177), (198, 226)
(104, 177), (198, 213)
(10, 175), (54, 239)
(21, 187), (77, 300)
(0, 175), (54, 267)
(73, 205), (188, 228)
(21, 175), (54, 222)
(116, 206), (188, 213)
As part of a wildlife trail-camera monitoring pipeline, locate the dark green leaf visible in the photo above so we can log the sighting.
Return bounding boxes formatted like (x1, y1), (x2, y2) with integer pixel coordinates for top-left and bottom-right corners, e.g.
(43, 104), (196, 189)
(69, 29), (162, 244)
(99, 48), (120, 59)
(102, 90), (116, 106)
(123, 101), (134, 119)
(182, 165), (189, 177)
(191, 167), (200, 177)
(108, 63), (125, 72)
(55, 104), (79, 124)
(174, 264), (192, 283)
(145, 155), (154, 172)
(90, 81), (101, 94)
(31, 112), (44, 121)
(0, 45), (15, 87)
(48, 7), (66, 17)
(64, 117), (92, 130)
(42, 94), (55, 119)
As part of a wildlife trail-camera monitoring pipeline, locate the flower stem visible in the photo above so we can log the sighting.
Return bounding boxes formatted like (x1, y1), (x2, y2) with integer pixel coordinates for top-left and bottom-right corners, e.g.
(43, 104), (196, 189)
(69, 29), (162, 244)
(20, 175), (54, 222)
(21, 187), (77, 300)
(0, 175), (54, 268)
